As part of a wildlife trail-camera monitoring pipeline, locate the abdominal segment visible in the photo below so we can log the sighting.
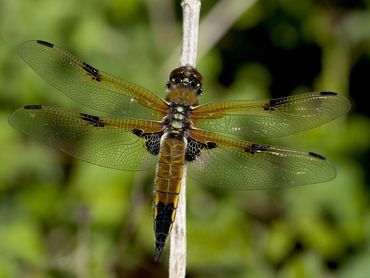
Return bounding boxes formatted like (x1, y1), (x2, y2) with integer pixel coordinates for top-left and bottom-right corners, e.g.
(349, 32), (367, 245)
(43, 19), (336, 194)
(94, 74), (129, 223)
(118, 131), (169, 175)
(153, 134), (186, 262)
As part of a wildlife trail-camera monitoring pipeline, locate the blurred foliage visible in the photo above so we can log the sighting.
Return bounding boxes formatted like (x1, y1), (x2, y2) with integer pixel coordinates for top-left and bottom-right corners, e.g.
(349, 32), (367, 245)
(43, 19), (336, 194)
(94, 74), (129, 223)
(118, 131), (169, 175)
(0, 0), (369, 277)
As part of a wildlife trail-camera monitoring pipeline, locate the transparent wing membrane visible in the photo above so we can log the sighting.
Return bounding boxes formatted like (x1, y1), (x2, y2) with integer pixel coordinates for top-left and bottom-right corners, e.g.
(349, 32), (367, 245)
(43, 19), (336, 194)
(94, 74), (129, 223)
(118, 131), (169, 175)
(187, 130), (336, 190)
(13, 40), (350, 190)
(18, 40), (168, 120)
(9, 105), (162, 170)
(192, 92), (350, 139)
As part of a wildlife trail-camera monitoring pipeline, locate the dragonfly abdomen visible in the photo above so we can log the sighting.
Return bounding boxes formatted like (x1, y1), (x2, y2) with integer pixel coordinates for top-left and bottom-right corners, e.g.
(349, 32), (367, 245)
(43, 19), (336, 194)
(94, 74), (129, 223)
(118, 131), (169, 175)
(153, 133), (186, 262)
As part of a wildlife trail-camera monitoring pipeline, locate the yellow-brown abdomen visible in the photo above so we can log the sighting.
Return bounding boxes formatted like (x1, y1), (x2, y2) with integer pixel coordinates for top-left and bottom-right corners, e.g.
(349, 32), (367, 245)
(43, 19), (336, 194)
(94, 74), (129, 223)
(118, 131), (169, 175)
(153, 133), (186, 261)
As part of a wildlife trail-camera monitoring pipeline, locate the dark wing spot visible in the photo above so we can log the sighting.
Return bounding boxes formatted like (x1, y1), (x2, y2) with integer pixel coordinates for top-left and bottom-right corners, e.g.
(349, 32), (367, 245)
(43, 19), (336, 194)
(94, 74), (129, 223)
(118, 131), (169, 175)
(244, 143), (270, 154)
(24, 105), (42, 110)
(186, 138), (205, 161)
(80, 113), (105, 127)
(308, 152), (326, 160)
(206, 142), (217, 149)
(132, 130), (162, 155)
(131, 129), (143, 136)
(320, 91), (337, 96)
(264, 97), (290, 111)
(36, 40), (53, 48)
(185, 137), (217, 162)
(82, 62), (101, 81)
(143, 133), (162, 155)
(251, 143), (270, 150)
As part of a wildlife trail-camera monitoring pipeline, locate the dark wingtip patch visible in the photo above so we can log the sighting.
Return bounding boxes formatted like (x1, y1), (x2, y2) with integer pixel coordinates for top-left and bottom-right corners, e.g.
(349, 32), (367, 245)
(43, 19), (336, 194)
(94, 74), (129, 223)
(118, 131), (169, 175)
(36, 40), (53, 48)
(309, 152), (326, 160)
(24, 104), (42, 110)
(320, 91), (337, 96)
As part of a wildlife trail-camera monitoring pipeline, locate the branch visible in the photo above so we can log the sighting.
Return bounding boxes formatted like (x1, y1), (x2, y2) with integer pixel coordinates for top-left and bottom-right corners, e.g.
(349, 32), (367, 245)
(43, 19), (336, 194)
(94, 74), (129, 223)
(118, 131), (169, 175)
(179, 0), (201, 67)
(161, 0), (256, 73)
(169, 169), (187, 277)
(169, 1), (201, 277)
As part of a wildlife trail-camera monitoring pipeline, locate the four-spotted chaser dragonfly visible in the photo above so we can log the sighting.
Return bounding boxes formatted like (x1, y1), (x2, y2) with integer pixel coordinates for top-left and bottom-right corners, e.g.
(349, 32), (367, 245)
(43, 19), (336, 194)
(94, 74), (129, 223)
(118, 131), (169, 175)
(9, 40), (350, 262)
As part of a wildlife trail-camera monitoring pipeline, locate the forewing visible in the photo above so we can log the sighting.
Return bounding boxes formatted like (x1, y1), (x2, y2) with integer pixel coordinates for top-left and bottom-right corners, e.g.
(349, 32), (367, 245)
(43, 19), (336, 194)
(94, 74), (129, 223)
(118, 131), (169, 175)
(192, 92), (350, 139)
(186, 130), (336, 190)
(18, 40), (168, 120)
(9, 105), (163, 170)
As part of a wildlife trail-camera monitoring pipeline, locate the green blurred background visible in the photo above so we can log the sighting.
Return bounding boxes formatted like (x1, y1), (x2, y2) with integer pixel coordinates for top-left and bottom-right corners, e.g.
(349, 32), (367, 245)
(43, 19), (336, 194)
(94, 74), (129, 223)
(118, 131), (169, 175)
(0, 0), (369, 277)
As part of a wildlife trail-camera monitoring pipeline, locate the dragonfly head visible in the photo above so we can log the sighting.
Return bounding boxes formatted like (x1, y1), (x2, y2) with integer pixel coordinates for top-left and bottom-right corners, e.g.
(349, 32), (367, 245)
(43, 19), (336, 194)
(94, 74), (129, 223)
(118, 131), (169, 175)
(167, 65), (203, 95)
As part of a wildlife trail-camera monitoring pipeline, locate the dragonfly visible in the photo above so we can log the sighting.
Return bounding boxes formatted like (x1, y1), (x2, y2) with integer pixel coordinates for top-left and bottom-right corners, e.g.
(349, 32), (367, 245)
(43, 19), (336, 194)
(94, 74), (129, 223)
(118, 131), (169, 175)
(9, 40), (351, 262)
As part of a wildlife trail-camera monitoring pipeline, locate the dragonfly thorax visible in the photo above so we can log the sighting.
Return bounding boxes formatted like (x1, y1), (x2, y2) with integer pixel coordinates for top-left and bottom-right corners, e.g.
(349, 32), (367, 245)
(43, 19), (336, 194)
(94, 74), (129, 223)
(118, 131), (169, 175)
(162, 103), (193, 136)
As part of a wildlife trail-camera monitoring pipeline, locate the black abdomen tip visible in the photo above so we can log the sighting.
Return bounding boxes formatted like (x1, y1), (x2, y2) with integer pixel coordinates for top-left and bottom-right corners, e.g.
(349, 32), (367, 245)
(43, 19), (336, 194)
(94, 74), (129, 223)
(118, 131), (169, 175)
(36, 40), (53, 48)
(153, 246), (164, 263)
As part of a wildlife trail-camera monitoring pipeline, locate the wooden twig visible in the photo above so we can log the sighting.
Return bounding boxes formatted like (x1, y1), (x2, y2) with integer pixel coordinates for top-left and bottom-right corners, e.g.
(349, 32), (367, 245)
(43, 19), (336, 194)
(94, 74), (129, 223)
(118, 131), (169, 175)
(169, 1), (201, 277)
(161, 0), (257, 75)
(179, 0), (201, 67)
(169, 170), (187, 277)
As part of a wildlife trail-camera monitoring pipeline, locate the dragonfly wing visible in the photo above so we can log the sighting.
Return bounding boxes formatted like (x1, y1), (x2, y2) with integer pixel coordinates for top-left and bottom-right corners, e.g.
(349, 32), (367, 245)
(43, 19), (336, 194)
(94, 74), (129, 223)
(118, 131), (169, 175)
(186, 130), (336, 190)
(19, 40), (168, 120)
(9, 105), (163, 170)
(192, 92), (350, 139)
